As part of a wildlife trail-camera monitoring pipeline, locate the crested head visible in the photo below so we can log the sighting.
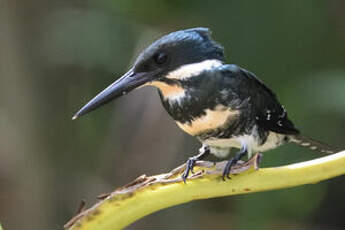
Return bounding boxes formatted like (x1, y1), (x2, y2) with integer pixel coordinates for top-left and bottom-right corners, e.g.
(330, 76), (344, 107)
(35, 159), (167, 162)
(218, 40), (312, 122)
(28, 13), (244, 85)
(72, 27), (225, 119)
(133, 27), (225, 78)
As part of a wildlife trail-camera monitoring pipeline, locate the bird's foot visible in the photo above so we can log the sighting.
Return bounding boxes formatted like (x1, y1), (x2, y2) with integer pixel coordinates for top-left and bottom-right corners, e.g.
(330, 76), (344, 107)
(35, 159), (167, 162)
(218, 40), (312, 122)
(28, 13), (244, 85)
(182, 157), (197, 183)
(222, 158), (239, 180)
(182, 145), (210, 183)
(222, 146), (247, 181)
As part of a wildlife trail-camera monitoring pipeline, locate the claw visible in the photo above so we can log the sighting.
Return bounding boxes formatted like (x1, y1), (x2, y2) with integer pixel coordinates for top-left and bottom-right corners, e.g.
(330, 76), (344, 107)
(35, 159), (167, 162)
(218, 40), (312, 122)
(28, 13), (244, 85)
(189, 159), (195, 174)
(181, 145), (211, 183)
(182, 157), (196, 183)
(222, 145), (247, 181)
(222, 158), (237, 181)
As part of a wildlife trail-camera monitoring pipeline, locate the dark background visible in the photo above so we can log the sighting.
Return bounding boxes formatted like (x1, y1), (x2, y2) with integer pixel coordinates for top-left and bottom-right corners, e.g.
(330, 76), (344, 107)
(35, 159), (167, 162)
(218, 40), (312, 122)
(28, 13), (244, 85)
(1, 0), (345, 229)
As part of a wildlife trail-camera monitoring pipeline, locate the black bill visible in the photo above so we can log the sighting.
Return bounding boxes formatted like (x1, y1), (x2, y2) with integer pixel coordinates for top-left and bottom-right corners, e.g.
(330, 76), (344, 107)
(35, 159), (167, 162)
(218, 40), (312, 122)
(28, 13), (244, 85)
(72, 69), (154, 119)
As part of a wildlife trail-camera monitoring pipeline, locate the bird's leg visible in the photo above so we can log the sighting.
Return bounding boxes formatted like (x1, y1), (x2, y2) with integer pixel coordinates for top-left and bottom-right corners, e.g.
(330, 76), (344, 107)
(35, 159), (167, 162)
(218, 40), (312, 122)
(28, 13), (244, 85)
(222, 145), (247, 180)
(182, 145), (210, 183)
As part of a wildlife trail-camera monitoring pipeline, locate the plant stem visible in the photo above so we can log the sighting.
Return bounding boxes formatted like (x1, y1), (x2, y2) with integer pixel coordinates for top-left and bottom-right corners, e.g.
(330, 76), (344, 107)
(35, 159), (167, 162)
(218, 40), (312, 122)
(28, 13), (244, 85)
(65, 151), (345, 230)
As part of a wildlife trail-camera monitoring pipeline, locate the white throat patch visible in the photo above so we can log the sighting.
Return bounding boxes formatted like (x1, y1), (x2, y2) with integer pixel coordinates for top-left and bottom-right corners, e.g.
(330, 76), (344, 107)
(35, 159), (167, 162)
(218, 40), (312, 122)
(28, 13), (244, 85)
(165, 59), (223, 80)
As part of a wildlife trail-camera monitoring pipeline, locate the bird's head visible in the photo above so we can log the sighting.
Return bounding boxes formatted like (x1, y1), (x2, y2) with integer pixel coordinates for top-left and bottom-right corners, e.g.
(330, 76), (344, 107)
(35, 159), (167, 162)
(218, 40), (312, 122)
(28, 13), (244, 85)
(72, 27), (224, 119)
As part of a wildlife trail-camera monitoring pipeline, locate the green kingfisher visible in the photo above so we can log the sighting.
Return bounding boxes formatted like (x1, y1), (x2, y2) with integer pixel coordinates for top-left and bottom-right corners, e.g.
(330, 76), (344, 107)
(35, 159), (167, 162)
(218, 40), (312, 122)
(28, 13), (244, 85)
(73, 27), (339, 181)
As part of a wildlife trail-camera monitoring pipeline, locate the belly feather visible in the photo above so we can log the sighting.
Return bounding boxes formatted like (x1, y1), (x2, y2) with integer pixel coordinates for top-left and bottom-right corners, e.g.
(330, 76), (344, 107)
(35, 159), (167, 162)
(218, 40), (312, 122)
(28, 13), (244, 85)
(176, 106), (239, 136)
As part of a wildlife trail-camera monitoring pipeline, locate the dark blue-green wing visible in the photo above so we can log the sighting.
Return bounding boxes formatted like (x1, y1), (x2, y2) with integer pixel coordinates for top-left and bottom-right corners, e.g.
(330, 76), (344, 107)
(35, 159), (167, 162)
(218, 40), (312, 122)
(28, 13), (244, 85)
(219, 64), (300, 135)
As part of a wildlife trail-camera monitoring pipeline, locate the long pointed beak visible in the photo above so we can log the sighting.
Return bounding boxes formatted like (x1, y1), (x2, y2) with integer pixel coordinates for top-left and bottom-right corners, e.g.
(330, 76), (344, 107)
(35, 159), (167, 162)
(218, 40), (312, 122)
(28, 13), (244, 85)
(72, 68), (154, 120)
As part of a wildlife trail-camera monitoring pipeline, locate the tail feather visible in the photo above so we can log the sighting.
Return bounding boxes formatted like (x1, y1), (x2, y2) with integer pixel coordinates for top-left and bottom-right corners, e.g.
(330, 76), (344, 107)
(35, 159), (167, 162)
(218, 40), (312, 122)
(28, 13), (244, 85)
(290, 135), (341, 154)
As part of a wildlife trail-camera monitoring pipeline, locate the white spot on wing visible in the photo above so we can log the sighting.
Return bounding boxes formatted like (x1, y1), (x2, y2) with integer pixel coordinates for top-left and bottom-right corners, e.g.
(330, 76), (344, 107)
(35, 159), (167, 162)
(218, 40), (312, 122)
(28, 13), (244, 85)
(267, 113), (271, 120)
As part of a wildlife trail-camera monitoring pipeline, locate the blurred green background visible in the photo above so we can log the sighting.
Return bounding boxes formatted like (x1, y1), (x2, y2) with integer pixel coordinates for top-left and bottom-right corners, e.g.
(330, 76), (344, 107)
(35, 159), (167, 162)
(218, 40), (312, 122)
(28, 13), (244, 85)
(1, 0), (345, 229)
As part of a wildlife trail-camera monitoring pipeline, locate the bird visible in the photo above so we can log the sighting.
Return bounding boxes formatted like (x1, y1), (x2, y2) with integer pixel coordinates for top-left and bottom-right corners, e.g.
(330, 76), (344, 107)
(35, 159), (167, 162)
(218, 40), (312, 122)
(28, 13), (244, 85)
(72, 27), (340, 181)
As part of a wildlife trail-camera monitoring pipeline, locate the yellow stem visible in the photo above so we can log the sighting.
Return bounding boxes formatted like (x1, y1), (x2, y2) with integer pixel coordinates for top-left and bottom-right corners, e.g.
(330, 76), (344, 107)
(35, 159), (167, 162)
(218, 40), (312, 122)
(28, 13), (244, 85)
(65, 151), (345, 230)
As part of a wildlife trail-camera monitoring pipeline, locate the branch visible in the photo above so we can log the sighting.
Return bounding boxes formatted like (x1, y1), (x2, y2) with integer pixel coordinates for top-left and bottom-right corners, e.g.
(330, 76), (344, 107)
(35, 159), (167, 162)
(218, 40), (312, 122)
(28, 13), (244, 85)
(65, 151), (345, 230)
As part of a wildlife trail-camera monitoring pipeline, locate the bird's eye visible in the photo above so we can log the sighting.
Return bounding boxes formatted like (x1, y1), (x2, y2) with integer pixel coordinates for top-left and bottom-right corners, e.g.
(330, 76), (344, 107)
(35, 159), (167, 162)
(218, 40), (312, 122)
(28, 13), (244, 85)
(154, 52), (168, 65)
